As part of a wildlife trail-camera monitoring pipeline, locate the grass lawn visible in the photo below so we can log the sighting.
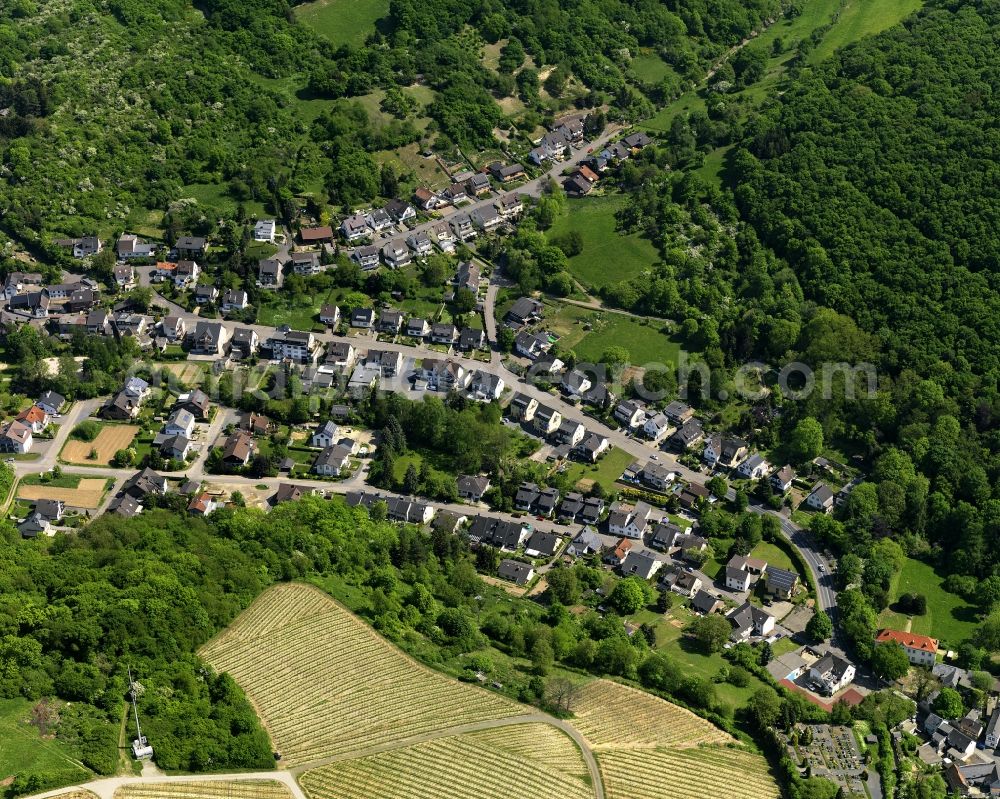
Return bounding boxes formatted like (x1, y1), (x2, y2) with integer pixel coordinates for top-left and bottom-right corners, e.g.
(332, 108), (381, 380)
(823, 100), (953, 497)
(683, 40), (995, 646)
(574, 315), (682, 369)
(630, 53), (676, 84)
(880, 558), (979, 648)
(374, 143), (449, 192)
(179, 182), (267, 218)
(546, 195), (660, 290)
(809, 0), (924, 63)
(655, 605), (765, 713)
(257, 289), (337, 330)
(749, 541), (796, 573)
(294, 0), (388, 47)
(0, 698), (88, 779)
(561, 447), (634, 493)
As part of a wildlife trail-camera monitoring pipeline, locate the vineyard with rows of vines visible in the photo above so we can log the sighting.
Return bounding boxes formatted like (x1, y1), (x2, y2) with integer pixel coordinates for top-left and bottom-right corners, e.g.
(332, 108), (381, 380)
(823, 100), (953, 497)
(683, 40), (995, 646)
(299, 724), (593, 799)
(197, 583), (523, 766)
(571, 679), (732, 749)
(598, 745), (781, 799)
(114, 782), (292, 799)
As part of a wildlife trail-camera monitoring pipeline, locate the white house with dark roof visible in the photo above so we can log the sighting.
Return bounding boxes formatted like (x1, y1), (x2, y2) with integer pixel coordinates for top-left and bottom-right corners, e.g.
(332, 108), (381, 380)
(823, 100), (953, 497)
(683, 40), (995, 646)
(805, 483), (835, 513)
(340, 213), (371, 242)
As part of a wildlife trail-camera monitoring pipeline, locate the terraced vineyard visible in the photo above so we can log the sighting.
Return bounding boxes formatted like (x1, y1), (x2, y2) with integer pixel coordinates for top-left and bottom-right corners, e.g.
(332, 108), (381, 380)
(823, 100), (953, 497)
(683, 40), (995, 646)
(571, 680), (731, 749)
(198, 583), (523, 765)
(598, 746), (781, 799)
(299, 724), (593, 799)
(114, 783), (292, 799)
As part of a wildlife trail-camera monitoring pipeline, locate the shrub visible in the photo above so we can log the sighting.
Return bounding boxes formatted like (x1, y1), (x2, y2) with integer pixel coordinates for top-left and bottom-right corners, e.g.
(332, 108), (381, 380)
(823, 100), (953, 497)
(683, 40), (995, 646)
(71, 420), (101, 441)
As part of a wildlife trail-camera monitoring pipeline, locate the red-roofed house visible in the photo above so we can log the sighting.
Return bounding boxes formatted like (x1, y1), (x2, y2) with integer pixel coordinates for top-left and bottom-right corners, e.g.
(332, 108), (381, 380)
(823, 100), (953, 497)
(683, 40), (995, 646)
(876, 629), (939, 666)
(16, 405), (49, 433)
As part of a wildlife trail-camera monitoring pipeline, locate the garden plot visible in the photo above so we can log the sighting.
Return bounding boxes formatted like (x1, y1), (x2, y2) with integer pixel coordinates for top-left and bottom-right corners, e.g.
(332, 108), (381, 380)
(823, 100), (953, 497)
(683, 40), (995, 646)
(61, 425), (139, 465)
(18, 477), (110, 509)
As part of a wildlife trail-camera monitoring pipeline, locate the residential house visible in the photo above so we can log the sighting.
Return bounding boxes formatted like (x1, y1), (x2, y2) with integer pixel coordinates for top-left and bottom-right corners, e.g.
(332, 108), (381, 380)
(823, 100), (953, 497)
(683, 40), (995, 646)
(351, 307), (376, 328)
(340, 214), (371, 243)
(0, 420), (32, 453)
(457, 475), (491, 502)
(352, 245), (380, 271)
(555, 418), (586, 447)
(428, 322), (457, 345)
(266, 330), (318, 363)
(472, 206), (502, 232)
(381, 239), (412, 268)
(299, 226), (334, 245)
(311, 421), (339, 448)
(290, 251), (325, 276)
(614, 399), (647, 429)
(457, 327), (485, 350)
(454, 261), (481, 294)
(525, 531), (561, 559)
(406, 230), (433, 257)
(875, 629), (939, 666)
(221, 289), (249, 313)
(230, 328), (259, 359)
(533, 404), (562, 436)
(222, 431), (255, 467)
(254, 219), (276, 243)
(85, 308), (108, 334)
(465, 173), (492, 196)
(771, 465), (795, 493)
(514, 482), (541, 512)
(737, 453), (771, 480)
(442, 183), (468, 205)
(703, 435), (748, 468)
(566, 528), (603, 558)
(562, 174), (592, 196)
(239, 412), (270, 437)
(189, 322), (229, 355)
(559, 493), (585, 521)
(313, 444), (352, 476)
(985, 706), (1000, 748)
(764, 567), (799, 599)
(639, 462), (675, 491)
(506, 297), (544, 328)
(669, 418), (704, 451)
(809, 653), (856, 695)
(725, 566), (753, 592)
(159, 315), (186, 342)
(604, 538), (634, 567)
(489, 162), (525, 183)
(188, 492), (222, 516)
(113, 264), (136, 291)
(155, 433), (192, 461)
(561, 369), (592, 398)
(175, 236), (207, 258)
(36, 391), (66, 416)
(384, 199), (416, 222)
(271, 483), (311, 505)
(257, 258), (284, 289)
(365, 349), (403, 377)
(664, 401), (694, 425)
(9, 291), (49, 318)
(431, 221), (456, 252)
(449, 213), (474, 241)
(498, 559), (534, 586)
(671, 571), (703, 598)
(495, 193), (523, 219)
(621, 550), (666, 581)
(64, 288), (98, 313)
(692, 590), (724, 615)
(16, 405), (48, 434)
(727, 602), (776, 640)
(677, 482), (711, 512)
(509, 393), (538, 422)
(325, 341), (356, 372)
(643, 412), (671, 441)
(575, 432), (609, 462)
(467, 370), (504, 401)
(806, 483), (835, 513)
(413, 187), (441, 210)
(116, 234), (156, 260)
(2, 271), (42, 299)
(623, 131), (653, 149)
(515, 331), (552, 359)
(376, 308), (404, 335)
(315, 303), (340, 327)
(193, 285), (218, 306)
(174, 259), (200, 287)
(536, 487), (560, 517)
(365, 209), (393, 234)
(580, 497), (605, 525)
(164, 408), (196, 438)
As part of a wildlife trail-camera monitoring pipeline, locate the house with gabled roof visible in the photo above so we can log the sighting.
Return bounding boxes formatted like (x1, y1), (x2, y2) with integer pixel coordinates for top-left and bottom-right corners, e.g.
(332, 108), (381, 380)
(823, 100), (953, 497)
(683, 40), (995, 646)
(498, 559), (534, 586)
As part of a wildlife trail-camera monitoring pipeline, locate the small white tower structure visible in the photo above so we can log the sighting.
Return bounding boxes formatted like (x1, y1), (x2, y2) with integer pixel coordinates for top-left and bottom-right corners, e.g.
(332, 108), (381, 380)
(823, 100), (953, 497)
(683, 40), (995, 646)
(128, 667), (154, 759)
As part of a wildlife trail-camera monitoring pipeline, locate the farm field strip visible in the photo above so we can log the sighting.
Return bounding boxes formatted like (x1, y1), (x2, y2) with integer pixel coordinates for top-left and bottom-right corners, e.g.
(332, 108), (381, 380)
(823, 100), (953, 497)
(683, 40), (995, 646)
(299, 725), (592, 799)
(114, 783), (292, 799)
(198, 584), (522, 765)
(462, 723), (591, 779)
(598, 746), (780, 799)
(571, 679), (731, 749)
(61, 425), (140, 465)
(17, 478), (109, 508)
